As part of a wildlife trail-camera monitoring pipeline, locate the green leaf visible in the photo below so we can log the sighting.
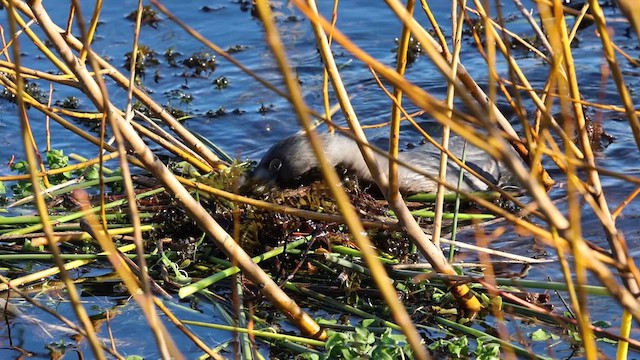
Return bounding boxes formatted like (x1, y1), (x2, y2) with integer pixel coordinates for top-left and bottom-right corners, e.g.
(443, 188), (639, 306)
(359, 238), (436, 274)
(46, 149), (69, 169)
(0, 180), (5, 195)
(448, 336), (469, 358)
(361, 318), (376, 328)
(592, 320), (611, 328)
(473, 337), (500, 359)
(370, 347), (395, 360)
(530, 328), (559, 341)
(11, 160), (28, 174)
(109, 168), (124, 193)
(12, 180), (36, 197)
(428, 338), (449, 351)
(598, 336), (617, 345)
(84, 165), (100, 180)
(298, 353), (320, 360)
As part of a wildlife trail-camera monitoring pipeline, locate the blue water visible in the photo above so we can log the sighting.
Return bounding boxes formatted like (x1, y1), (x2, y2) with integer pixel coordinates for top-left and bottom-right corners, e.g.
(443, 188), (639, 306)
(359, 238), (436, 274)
(0, 0), (639, 358)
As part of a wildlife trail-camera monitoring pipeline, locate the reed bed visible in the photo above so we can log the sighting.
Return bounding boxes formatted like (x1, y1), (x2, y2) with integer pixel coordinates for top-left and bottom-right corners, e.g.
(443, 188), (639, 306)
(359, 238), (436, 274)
(0, 0), (639, 359)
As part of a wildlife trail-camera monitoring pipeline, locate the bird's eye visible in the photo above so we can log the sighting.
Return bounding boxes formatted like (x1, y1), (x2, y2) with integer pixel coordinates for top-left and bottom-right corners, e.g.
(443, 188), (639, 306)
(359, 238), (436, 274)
(268, 158), (282, 173)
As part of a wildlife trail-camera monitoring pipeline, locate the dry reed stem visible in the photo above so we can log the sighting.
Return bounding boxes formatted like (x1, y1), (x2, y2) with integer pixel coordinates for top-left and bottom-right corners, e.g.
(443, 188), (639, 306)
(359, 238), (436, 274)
(541, 3), (597, 355)
(307, 0), (482, 321)
(78, 0), (102, 62)
(180, 177), (399, 230)
(617, 0), (640, 40)
(0, 59), (81, 84)
(153, 298), (224, 360)
(0, 151), (119, 182)
(320, 0), (339, 134)
(6, 2), (108, 359)
(549, 0), (640, 304)
(74, 188), (180, 359)
(135, 111), (210, 168)
(291, 0), (640, 323)
(388, 0), (414, 211)
(308, 1), (433, 356)
(587, 0), (640, 151)
(428, 0), (463, 249)
(305, 0), (483, 317)
(470, 0), (585, 162)
(81, 0), (169, 352)
(262, 0), (421, 344)
(129, 120), (212, 173)
(2, 3), (73, 76)
(24, 0), (325, 343)
(0, 276), (127, 359)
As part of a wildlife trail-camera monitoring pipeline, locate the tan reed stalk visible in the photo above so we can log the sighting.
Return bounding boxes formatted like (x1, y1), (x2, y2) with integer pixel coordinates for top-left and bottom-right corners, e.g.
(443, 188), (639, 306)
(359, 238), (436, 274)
(304, 0), (483, 318)
(78, 0), (101, 62)
(388, 0), (414, 218)
(555, 0), (640, 295)
(153, 298), (224, 360)
(260, 0), (428, 345)
(6, 2), (107, 358)
(0, 275), (127, 359)
(83, 0), (171, 353)
(23, 0), (325, 342)
(0, 59), (80, 84)
(541, 4), (599, 357)
(587, 0), (640, 151)
(304, 1), (432, 356)
(0, 151), (119, 181)
(612, 187), (640, 221)
(429, 0), (464, 248)
(3, 4), (73, 75)
(64, 2), (74, 34)
(290, 0), (640, 322)
(0, 244), (136, 292)
(617, 0), (640, 40)
(475, 6), (516, 356)
(135, 111), (211, 170)
(73, 189), (181, 359)
(321, 0), (340, 134)
(3, 0), (226, 169)
(129, 119), (213, 173)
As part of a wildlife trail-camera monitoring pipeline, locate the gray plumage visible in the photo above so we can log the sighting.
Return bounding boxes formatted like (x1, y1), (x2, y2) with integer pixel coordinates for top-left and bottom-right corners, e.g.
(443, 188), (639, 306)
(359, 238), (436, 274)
(252, 132), (513, 194)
